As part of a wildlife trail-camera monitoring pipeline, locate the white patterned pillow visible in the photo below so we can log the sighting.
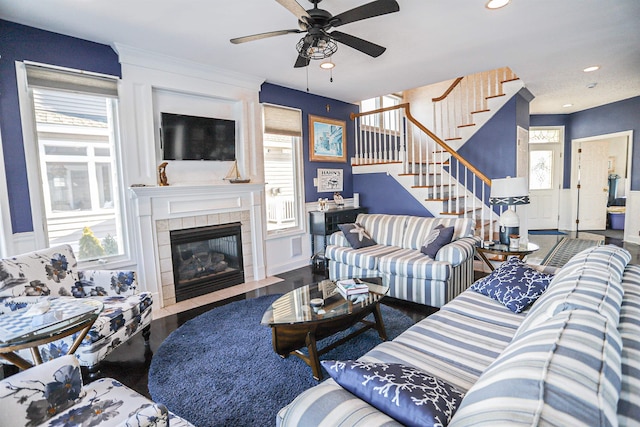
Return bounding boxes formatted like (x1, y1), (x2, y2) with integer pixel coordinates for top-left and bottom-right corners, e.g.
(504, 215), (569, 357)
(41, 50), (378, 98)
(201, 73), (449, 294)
(322, 360), (465, 427)
(470, 257), (553, 313)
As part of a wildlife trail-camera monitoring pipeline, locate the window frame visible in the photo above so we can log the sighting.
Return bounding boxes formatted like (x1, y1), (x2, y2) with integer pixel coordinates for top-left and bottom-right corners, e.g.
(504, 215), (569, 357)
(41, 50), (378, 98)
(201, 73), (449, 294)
(359, 94), (402, 134)
(262, 104), (305, 239)
(15, 61), (132, 268)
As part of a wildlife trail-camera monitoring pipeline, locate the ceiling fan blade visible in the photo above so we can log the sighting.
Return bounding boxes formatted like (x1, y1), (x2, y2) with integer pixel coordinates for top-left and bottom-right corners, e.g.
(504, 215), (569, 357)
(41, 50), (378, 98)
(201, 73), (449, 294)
(330, 31), (386, 57)
(294, 54), (311, 68)
(294, 36), (313, 68)
(275, 0), (311, 22)
(230, 29), (302, 44)
(331, 0), (399, 27)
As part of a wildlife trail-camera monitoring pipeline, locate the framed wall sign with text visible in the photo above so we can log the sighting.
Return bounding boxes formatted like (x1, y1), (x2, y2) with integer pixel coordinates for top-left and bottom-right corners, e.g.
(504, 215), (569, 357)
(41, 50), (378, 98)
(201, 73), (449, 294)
(317, 168), (344, 192)
(309, 115), (347, 163)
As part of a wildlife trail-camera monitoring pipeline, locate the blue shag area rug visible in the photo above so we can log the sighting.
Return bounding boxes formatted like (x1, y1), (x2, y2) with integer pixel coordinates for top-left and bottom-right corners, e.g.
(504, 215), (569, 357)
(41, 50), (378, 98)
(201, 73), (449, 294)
(529, 230), (567, 235)
(148, 294), (415, 426)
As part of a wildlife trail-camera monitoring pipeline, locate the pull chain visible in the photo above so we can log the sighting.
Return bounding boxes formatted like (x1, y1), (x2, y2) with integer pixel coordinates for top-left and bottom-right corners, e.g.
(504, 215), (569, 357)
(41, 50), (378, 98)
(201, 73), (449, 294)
(306, 66), (309, 92)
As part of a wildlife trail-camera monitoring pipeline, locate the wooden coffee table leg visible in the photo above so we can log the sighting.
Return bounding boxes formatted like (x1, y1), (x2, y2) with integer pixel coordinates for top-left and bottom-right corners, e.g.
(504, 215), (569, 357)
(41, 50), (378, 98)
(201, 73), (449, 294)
(372, 303), (387, 341)
(305, 331), (323, 381)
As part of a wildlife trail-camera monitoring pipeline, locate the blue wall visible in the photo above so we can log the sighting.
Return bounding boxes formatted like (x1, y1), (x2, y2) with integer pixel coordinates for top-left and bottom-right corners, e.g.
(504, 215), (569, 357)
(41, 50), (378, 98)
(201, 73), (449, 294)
(259, 83), (359, 202)
(354, 173), (432, 216)
(458, 96), (519, 180)
(532, 96), (640, 190)
(0, 19), (121, 233)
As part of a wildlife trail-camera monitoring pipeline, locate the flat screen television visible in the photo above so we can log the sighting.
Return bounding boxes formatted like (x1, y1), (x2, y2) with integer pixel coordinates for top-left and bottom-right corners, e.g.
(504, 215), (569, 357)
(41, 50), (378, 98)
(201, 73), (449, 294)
(161, 112), (236, 161)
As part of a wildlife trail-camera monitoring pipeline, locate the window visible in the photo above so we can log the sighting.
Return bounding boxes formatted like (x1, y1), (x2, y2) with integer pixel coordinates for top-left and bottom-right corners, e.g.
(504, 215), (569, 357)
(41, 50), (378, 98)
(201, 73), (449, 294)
(530, 128), (561, 144)
(263, 105), (303, 234)
(360, 94), (401, 131)
(529, 150), (553, 190)
(19, 63), (126, 263)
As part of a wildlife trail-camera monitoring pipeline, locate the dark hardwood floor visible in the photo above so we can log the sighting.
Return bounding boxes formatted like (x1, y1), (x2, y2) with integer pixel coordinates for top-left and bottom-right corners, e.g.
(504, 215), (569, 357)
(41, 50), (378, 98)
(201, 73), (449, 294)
(94, 265), (442, 399)
(3, 233), (638, 402)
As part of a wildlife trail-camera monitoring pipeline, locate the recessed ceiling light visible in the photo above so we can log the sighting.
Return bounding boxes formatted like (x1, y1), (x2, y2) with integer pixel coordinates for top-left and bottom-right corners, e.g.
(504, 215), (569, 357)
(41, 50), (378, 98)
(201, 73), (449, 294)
(583, 65), (600, 73)
(587, 82), (598, 89)
(563, 103), (573, 108)
(485, 0), (510, 10)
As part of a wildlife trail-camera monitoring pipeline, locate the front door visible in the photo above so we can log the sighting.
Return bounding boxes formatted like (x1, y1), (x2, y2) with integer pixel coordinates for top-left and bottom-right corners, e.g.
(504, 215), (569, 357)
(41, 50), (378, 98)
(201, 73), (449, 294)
(528, 129), (562, 230)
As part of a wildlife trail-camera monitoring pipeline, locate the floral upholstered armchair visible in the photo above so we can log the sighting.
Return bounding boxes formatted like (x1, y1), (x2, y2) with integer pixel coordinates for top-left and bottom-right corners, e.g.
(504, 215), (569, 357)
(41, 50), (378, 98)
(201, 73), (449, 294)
(0, 355), (194, 427)
(0, 245), (153, 377)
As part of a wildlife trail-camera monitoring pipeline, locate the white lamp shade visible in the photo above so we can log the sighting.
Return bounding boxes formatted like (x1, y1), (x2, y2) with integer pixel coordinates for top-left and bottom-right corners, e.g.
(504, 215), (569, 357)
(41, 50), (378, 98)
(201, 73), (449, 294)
(490, 176), (529, 205)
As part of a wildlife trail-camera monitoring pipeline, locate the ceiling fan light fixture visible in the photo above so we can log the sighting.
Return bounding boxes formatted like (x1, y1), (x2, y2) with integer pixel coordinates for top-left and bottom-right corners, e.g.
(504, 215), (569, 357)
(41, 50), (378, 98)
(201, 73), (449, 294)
(485, 0), (510, 10)
(320, 60), (335, 69)
(296, 36), (338, 60)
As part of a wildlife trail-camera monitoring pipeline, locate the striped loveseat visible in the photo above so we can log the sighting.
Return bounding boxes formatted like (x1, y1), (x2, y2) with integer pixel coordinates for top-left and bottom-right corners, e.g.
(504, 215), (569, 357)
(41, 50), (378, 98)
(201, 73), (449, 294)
(278, 244), (640, 426)
(326, 214), (477, 307)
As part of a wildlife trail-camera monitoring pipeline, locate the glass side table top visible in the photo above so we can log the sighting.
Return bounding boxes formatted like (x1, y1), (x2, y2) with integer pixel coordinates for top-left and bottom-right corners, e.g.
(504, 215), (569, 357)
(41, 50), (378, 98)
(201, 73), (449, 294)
(0, 297), (103, 347)
(477, 241), (540, 255)
(261, 279), (389, 326)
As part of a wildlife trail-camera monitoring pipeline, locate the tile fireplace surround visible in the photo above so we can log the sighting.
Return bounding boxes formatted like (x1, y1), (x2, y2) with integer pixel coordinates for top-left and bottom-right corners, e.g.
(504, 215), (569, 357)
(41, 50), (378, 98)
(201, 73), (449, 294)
(129, 184), (267, 312)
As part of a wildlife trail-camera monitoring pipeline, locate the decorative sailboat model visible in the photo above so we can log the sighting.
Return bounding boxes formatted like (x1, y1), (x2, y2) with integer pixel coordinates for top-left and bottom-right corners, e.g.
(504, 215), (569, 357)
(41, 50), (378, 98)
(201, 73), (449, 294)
(224, 160), (250, 184)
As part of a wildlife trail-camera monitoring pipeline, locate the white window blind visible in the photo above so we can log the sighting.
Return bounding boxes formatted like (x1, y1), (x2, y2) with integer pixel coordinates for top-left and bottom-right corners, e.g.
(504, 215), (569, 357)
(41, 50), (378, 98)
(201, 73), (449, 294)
(25, 64), (118, 97)
(263, 105), (302, 136)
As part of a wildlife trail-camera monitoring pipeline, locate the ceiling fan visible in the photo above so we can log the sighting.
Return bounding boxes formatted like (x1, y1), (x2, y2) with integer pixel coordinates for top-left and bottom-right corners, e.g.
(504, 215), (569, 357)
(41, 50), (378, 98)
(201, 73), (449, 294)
(230, 0), (400, 68)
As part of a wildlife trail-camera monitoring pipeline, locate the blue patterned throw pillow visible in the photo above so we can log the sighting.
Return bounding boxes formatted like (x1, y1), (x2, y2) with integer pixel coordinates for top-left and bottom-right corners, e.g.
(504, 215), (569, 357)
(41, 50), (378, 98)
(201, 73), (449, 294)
(321, 360), (464, 427)
(339, 223), (376, 249)
(471, 257), (553, 313)
(420, 225), (455, 258)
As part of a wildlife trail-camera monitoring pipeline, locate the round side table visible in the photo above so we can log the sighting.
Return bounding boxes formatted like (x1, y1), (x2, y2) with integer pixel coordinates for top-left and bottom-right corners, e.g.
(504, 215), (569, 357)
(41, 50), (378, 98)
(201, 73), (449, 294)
(476, 242), (540, 271)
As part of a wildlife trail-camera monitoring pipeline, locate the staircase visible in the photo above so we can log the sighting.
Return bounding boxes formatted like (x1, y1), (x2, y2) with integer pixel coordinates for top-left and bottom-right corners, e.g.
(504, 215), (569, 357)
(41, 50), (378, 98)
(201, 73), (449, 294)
(351, 67), (523, 241)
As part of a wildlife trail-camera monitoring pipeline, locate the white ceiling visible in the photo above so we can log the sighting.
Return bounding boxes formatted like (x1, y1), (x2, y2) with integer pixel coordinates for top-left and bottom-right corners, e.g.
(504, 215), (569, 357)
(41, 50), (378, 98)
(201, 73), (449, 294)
(2, 0), (639, 114)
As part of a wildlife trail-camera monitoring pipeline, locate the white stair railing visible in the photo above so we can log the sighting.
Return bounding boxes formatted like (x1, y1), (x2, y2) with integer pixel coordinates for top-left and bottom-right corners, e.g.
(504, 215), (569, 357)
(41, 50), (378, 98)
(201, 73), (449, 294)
(351, 104), (495, 241)
(432, 67), (518, 142)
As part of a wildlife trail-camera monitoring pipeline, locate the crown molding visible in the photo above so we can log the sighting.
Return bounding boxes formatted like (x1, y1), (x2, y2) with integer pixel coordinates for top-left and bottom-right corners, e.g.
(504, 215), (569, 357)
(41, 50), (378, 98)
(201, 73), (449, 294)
(113, 43), (265, 91)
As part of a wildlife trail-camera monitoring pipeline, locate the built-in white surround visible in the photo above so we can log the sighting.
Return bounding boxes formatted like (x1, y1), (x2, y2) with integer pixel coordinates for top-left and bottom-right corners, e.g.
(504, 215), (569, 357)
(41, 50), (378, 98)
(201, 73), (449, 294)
(129, 183), (266, 310)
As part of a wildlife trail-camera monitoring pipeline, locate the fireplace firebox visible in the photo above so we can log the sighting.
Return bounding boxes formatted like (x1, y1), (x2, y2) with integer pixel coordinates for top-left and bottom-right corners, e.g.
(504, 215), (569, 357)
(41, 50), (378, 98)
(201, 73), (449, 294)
(170, 222), (244, 302)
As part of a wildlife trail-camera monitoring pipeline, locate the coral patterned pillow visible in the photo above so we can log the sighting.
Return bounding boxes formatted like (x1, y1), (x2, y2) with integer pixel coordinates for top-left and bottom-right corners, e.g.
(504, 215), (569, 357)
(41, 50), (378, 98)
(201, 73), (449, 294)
(322, 360), (464, 427)
(470, 257), (553, 313)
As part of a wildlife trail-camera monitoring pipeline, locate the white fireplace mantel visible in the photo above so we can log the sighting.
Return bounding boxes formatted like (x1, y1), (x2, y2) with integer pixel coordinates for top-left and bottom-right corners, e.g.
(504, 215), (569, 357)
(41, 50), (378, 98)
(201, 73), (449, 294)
(129, 183), (266, 310)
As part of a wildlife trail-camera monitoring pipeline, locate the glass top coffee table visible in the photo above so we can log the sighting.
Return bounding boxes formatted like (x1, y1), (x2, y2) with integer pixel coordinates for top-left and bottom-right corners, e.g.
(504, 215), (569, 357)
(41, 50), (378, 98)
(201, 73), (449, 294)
(0, 297), (103, 370)
(261, 278), (389, 380)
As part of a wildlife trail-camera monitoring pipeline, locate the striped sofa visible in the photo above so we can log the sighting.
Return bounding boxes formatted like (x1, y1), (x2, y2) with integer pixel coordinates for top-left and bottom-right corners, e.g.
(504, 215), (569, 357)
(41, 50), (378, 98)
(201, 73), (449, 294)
(326, 214), (477, 307)
(278, 244), (640, 426)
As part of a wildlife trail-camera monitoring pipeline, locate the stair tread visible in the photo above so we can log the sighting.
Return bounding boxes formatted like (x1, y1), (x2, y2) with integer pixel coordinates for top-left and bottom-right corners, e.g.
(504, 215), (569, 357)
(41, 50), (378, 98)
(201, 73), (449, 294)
(457, 123), (476, 128)
(444, 137), (462, 141)
(411, 184), (452, 188)
(471, 109), (490, 114)
(440, 207), (482, 215)
(486, 93), (506, 99)
(352, 160), (402, 166)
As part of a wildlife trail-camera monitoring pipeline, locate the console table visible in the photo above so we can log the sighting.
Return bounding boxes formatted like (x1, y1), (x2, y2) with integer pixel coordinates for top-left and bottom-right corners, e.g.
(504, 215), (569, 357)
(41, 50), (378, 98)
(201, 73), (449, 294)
(309, 206), (368, 271)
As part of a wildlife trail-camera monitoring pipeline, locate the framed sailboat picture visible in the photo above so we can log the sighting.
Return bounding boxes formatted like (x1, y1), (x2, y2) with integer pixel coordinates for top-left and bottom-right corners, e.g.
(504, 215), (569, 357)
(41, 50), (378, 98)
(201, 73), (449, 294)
(309, 115), (346, 163)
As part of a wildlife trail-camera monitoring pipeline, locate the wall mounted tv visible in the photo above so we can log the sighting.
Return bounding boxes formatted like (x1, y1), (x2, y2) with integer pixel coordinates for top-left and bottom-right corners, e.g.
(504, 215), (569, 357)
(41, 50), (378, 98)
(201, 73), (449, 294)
(161, 112), (236, 161)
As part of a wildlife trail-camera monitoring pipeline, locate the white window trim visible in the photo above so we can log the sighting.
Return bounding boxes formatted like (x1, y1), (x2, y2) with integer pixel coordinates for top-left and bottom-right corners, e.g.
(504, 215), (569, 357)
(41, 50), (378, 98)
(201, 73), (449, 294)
(14, 61), (133, 268)
(0, 125), (12, 257)
(262, 103), (306, 240)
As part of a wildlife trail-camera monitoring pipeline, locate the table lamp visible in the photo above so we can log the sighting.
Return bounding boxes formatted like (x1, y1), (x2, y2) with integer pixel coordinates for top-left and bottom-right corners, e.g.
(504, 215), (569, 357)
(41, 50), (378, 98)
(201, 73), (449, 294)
(489, 176), (529, 245)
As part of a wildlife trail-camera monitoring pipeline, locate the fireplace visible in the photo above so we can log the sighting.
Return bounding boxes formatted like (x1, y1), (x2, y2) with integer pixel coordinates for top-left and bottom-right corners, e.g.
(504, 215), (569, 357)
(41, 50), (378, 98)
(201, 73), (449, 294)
(170, 222), (245, 302)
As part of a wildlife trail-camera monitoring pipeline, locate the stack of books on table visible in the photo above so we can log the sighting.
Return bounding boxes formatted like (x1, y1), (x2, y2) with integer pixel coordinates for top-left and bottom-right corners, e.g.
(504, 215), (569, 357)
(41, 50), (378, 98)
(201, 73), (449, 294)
(336, 279), (369, 299)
